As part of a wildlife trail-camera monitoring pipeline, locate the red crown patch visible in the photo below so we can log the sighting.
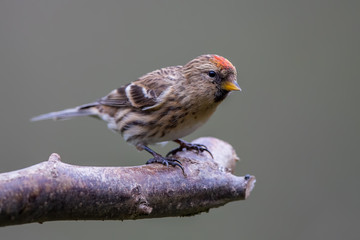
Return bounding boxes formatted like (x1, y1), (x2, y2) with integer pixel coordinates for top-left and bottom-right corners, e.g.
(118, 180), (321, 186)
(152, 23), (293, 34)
(210, 55), (234, 70)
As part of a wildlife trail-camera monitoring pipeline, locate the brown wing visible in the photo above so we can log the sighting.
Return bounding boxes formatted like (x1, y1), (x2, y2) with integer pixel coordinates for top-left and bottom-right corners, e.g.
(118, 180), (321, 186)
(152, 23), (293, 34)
(98, 66), (179, 110)
(98, 84), (131, 107)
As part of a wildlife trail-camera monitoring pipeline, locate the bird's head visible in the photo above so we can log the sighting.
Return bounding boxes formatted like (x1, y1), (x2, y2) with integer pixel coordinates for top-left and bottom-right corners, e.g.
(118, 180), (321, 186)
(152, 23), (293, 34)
(183, 54), (241, 102)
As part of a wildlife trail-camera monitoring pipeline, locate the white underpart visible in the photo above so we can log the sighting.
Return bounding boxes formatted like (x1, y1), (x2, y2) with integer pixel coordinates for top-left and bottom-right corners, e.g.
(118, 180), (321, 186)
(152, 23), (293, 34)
(120, 112), (153, 143)
(115, 109), (131, 123)
(100, 114), (117, 132)
(158, 119), (206, 142)
(114, 109), (132, 133)
(148, 105), (219, 144)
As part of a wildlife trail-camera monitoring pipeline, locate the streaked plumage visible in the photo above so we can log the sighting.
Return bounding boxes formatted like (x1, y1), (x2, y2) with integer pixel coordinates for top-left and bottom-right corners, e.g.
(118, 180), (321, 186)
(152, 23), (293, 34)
(32, 54), (241, 172)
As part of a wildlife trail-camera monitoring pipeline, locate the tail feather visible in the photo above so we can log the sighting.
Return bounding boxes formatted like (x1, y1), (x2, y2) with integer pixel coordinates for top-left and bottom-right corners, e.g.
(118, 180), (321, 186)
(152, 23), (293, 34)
(31, 104), (98, 121)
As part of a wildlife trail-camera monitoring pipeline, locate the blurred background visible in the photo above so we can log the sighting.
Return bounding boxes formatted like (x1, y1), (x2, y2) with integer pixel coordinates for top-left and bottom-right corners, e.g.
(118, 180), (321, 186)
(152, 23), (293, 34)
(0, 0), (359, 239)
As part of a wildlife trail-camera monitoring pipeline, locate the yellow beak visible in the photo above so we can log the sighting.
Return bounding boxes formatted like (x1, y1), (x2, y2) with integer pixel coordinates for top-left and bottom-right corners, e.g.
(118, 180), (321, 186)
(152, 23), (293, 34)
(221, 80), (242, 91)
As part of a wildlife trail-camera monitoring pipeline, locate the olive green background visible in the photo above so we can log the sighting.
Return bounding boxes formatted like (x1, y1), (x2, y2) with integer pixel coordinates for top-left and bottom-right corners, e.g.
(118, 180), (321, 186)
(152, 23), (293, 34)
(1, 0), (359, 239)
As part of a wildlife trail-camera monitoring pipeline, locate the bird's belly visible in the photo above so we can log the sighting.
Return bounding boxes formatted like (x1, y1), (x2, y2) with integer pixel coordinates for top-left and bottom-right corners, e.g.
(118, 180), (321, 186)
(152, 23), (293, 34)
(158, 120), (204, 141)
(147, 106), (217, 144)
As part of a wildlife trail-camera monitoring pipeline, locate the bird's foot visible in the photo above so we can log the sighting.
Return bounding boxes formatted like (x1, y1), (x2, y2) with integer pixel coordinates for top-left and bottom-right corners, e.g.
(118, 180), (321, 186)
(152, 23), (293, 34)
(166, 139), (213, 158)
(142, 145), (184, 174)
(146, 155), (184, 173)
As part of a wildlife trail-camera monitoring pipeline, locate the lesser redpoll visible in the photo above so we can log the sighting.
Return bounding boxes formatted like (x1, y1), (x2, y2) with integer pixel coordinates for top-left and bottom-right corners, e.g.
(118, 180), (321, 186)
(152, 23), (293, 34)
(31, 54), (241, 172)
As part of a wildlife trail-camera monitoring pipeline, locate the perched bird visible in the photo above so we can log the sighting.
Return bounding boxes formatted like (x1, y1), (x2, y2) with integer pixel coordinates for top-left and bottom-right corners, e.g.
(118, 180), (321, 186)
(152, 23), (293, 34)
(31, 54), (241, 172)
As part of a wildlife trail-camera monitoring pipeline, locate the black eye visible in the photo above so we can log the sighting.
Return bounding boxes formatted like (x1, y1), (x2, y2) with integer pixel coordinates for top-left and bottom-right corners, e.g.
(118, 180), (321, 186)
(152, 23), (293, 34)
(208, 70), (216, 77)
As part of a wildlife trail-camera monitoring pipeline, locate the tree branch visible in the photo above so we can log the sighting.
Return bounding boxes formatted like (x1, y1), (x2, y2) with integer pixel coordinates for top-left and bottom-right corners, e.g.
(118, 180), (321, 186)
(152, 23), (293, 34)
(0, 137), (255, 227)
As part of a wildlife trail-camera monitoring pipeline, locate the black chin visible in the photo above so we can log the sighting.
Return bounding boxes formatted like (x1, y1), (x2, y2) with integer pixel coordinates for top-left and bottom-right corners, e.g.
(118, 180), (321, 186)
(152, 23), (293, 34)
(214, 89), (230, 102)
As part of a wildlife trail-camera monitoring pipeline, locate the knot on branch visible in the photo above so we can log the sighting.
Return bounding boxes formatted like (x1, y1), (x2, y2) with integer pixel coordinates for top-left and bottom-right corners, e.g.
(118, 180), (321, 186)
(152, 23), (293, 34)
(131, 185), (152, 216)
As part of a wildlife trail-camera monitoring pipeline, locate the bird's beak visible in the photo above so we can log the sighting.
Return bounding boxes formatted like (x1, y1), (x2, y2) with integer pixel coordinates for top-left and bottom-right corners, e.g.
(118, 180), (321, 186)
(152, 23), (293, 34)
(221, 80), (242, 91)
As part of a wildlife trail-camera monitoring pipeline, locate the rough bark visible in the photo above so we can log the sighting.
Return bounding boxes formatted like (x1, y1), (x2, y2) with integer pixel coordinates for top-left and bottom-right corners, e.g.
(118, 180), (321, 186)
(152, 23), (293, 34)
(0, 137), (256, 227)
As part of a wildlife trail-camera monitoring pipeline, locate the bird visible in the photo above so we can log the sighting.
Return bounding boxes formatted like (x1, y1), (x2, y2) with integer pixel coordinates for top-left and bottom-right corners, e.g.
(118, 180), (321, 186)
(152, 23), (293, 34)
(31, 54), (241, 172)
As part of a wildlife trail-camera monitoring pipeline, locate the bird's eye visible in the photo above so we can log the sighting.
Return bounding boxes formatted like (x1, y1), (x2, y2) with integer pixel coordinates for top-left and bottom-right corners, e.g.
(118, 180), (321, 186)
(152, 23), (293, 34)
(208, 71), (216, 78)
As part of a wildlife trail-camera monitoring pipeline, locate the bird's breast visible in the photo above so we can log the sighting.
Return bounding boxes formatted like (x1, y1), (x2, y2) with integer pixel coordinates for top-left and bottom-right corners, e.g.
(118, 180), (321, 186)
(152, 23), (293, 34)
(144, 103), (218, 144)
(112, 100), (220, 147)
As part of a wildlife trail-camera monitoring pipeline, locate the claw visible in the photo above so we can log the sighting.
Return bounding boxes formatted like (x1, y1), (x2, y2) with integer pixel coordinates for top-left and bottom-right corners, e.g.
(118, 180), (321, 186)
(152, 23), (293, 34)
(141, 145), (184, 174)
(167, 139), (214, 158)
(146, 156), (184, 174)
(166, 148), (180, 157)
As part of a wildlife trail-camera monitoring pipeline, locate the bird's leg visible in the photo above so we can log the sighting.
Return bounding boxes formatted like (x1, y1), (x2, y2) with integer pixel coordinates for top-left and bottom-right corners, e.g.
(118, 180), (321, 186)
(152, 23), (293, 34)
(142, 145), (184, 173)
(166, 139), (213, 158)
